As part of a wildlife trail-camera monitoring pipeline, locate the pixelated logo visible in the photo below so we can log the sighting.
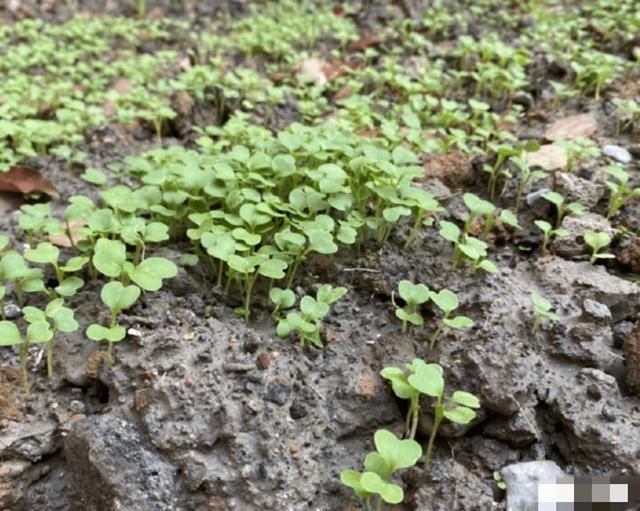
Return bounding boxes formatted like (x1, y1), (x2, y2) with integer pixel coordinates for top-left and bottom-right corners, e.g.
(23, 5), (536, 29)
(537, 476), (640, 511)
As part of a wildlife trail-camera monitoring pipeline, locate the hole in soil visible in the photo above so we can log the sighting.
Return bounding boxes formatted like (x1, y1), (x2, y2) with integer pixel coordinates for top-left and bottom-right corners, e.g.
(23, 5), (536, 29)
(92, 379), (110, 405)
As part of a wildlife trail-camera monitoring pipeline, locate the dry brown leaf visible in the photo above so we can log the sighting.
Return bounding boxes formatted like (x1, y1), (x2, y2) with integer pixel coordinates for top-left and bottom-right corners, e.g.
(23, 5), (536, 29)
(544, 113), (597, 141)
(0, 192), (22, 216)
(0, 166), (57, 197)
(524, 144), (568, 171)
(349, 33), (379, 52)
(111, 78), (133, 96)
(296, 58), (329, 86)
(48, 220), (88, 248)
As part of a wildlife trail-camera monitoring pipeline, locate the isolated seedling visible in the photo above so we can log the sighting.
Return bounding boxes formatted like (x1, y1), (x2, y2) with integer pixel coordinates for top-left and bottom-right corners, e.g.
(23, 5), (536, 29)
(381, 359), (479, 469)
(395, 280), (430, 333)
(534, 220), (569, 256)
(530, 292), (559, 331)
(493, 471), (507, 490)
(429, 289), (474, 350)
(87, 281), (141, 365)
(584, 230), (614, 264)
(340, 429), (422, 510)
(542, 191), (585, 227)
(23, 299), (79, 376)
(276, 284), (347, 347)
(439, 221), (498, 273)
(602, 164), (640, 218)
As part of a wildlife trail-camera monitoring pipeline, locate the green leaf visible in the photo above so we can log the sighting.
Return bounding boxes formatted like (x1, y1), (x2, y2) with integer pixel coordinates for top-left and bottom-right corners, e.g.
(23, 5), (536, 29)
(22, 306), (47, 324)
(86, 324), (126, 342)
(360, 472), (404, 504)
(531, 292), (552, 313)
(81, 168), (107, 186)
(499, 209), (520, 229)
(430, 289), (459, 313)
(439, 220), (460, 242)
(27, 321), (53, 344)
(443, 406), (477, 424)
(374, 429), (422, 472)
(101, 281), (140, 314)
(308, 230), (337, 254)
(398, 280), (430, 305)
(55, 276), (84, 297)
(46, 303), (78, 333)
(269, 288), (296, 309)
(407, 360), (444, 397)
(380, 367), (418, 400)
(584, 230), (611, 251)
(443, 315), (474, 329)
(129, 257), (177, 291)
(276, 318), (295, 338)
(542, 191), (564, 206)
(339, 470), (370, 499)
(363, 452), (389, 478)
(258, 258), (287, 280)
(316, 284), (347, 305)
(60, 256), (89, 273)
(451, 391), (481, 408)
(300, 296), (329, 321)
(286, 312), (317, 334)
(24, 242), (59, 265)
(395, 308), (424, 326)
(93, 238), (126, 278)
(0, 321), (22, 346)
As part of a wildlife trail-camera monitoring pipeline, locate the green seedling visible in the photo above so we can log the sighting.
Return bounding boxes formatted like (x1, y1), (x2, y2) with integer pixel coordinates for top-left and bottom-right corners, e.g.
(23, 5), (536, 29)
(0, 251), (46, 304)
(87, 281), (141, 365)
(92, 238), (177, 291)
(493, 471), (506, 490)
(340, 429), (422, 510)
(277, 284), (347, 347)
(0, 319), (52, 396)
(439, 221), (498, 273)
(584, 230), (614, 264)
(511, 156), (547, 212)
(381, 359), (479, 469)
(463, 193), (495, 236)
(429, 289), (474, 350)
(602, 164), (640, 218)
(269, 287), (296, 319)
(530, 292), (559, 330)
(23, 299), (79, 376)
(553, 137), (601, 173)
(395, 280), (430, 333)
(534, 220), (569, 256)
(542, 191), (585, 227)
(24, 242), (88, 297)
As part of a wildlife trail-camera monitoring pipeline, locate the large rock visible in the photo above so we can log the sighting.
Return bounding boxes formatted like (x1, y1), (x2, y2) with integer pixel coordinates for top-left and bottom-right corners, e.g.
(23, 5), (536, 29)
(502, 460), (565, 511)
(64, 416), (179, 511)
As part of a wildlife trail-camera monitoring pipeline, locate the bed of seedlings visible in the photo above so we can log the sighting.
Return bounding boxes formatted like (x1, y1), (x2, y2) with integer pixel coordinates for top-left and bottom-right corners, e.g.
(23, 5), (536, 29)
(0, 0), (639, 510)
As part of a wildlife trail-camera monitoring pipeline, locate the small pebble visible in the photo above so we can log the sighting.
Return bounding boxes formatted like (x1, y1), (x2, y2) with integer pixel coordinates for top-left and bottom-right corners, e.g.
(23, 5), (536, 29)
(582, 299), (611, 322)
(603, 144), (632, 164)
(526, 188), (551, 206)
(3, 303), (21, 319)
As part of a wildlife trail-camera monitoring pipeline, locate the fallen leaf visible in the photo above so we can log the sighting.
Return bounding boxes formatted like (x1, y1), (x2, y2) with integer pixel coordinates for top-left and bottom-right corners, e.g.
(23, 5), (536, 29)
(48, 220), (88, 247)
(349, 33), (379, 52)
(111, 78), (133, 96)
(295, 57), (329, 86)
(333, 83), (352, 102)
(524, 144), (568, 171)
(295, 58), (359, 87)
(544, 113), (597, 141)
(332, 5), (345, 16)
(0, 166), (57, 197)
(0, 192), (22, 216)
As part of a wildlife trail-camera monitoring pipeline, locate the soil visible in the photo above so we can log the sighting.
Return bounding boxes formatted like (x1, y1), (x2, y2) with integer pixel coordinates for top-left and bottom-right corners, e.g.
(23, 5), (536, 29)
(1, 1), (640, 511)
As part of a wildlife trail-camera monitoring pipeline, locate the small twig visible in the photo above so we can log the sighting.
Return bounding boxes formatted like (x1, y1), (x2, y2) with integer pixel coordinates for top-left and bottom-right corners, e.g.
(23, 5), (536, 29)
(341, 267), (381, 273)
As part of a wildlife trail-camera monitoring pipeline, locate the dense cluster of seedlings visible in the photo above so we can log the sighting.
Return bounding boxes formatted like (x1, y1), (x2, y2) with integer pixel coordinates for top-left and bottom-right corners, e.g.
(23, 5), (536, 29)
(0, 0), (639, 507)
